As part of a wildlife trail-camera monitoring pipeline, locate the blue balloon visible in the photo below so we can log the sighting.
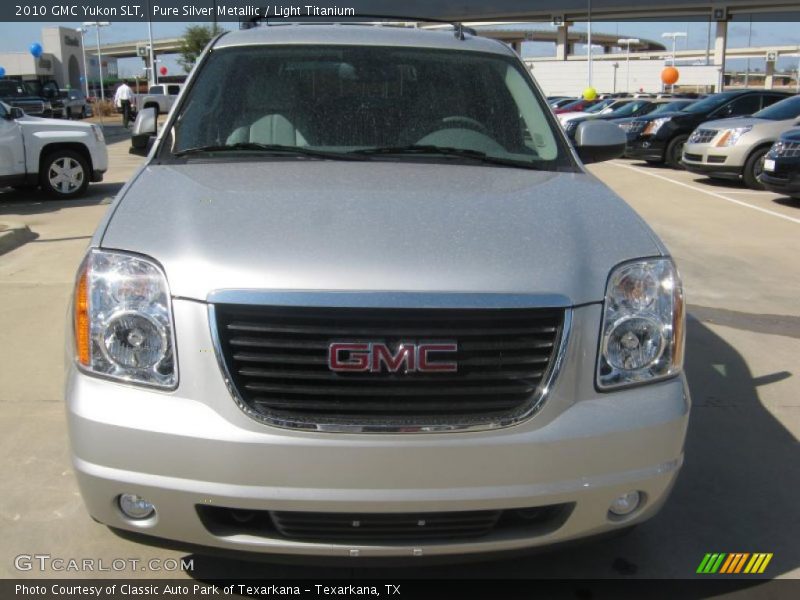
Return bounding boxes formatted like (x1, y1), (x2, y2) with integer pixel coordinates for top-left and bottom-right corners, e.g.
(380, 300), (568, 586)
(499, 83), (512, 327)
(29, 42), (43, 58)
(0, 66), (5, 78)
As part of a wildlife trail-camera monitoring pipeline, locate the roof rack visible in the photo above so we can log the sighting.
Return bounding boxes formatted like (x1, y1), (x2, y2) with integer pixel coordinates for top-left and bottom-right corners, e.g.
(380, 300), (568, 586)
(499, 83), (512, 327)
(239, 15), (476, 40)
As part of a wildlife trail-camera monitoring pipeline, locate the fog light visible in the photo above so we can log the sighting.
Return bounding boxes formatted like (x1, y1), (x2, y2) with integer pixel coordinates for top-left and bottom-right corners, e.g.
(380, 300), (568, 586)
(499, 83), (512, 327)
(609, 491), (641, 517)
(118, 494), (155, 520)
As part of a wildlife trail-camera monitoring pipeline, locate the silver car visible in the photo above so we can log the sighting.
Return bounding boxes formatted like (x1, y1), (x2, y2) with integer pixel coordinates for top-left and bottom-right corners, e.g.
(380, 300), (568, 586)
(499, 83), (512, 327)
(682, 94), (800, 189)
(67, 24), (689, 561)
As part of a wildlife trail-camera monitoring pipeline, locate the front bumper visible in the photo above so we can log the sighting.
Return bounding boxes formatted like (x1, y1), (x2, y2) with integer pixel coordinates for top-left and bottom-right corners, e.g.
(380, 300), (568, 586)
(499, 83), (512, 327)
(681, 143), (742, 180)
(66, 301), (690, 560)
(759, 169), (800, 197)
(625, 137), (667, 162)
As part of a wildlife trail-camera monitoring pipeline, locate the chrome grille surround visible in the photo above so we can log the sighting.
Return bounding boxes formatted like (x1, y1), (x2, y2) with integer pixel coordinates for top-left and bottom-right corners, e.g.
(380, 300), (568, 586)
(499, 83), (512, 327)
(208, 291), (572, 434)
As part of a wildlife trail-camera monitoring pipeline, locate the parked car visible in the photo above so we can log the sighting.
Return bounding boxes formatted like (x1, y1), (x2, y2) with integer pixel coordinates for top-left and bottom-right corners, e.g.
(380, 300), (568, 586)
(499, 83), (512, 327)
(612, 100), (698, 139)
(558, 98), (633, 125)
(0, 100), (107, 198)
(548, 97), (577, 109)
(562, 98), (670, 141)
(625, 89), (792, 168)
(0, 80), (53, 117)
(553, 97), (600, 114)
(69, 24), (688, 562)
(758, 127), (800, 199)
(58, 88), (91, 119)
(131, 82), (184, 118)
(682, 94), (800, 189)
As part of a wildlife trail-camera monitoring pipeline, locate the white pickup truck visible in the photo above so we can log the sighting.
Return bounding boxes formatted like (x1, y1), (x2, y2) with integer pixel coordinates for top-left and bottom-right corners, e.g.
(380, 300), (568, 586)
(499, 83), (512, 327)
(132, 83), (184, 118)
(0, 100), (108, 198)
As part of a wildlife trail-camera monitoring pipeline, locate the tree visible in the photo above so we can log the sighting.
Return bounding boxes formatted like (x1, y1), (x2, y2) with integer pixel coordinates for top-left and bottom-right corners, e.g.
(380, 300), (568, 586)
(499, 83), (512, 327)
(178, 25), (221, 74)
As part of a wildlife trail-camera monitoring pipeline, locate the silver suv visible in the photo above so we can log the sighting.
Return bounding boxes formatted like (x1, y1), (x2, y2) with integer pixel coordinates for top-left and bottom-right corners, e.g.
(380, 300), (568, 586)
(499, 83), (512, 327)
(67, 24), (689, 561)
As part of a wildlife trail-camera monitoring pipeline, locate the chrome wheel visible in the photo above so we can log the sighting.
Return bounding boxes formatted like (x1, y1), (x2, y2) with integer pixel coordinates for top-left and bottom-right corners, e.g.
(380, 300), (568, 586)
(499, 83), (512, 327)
(48, 156), (84, 195)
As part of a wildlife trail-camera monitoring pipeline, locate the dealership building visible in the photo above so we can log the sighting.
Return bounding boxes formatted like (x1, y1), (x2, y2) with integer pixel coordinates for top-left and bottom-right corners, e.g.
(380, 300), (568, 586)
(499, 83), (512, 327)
(0, 26), (118, 89)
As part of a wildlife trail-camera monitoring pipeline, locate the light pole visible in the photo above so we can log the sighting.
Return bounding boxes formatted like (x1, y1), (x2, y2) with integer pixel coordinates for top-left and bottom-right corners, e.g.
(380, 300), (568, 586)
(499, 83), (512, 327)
(76, 27), (90, 98)
(662, 32), (687, 66)
(587, 0), (593, 87)
(662, 32), (687, 92)
(618, 38), (640, 93)
(146, 0), (157, 86)
(83, 21), (111, 103)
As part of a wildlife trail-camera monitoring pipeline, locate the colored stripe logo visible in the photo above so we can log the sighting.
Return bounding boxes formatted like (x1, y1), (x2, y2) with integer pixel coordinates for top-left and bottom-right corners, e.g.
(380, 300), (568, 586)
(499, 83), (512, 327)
(697, 553), (773, 574)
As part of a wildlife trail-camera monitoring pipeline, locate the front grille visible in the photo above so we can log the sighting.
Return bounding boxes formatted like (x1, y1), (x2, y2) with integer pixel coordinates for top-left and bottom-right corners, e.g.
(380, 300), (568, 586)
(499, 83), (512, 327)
(689, 128), (717, 144)
(197, 504), (574, 543)
(10, 100), (44, 115)
(770, 140), (800, 158)
(683, 152), (703, 162)
(212, 305), (565, 430)
(707, 155), (727, 164)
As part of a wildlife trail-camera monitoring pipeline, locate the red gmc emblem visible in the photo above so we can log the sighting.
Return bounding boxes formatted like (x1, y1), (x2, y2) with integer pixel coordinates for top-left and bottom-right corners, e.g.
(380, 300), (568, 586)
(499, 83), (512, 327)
(328, 342), (458, 373)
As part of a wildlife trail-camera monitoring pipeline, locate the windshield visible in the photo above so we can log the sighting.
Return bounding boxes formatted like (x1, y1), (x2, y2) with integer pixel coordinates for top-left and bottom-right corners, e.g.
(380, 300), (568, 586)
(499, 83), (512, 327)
(605, 100), (648, 118)
(171, 45), (570, 170)
(678, 93), (737, 114)
(584, 99), (617, 114)
(753, 95), (800, 121)
(0, 81), (30, 97)
(650, 100), (695, 115)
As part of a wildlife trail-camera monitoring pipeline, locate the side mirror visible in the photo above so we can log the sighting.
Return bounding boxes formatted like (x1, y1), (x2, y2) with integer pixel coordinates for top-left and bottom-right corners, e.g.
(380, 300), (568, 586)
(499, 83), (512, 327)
(9, 107), (25, 120)
(130, 106), (157, 156)
(574, 120), (626, 164)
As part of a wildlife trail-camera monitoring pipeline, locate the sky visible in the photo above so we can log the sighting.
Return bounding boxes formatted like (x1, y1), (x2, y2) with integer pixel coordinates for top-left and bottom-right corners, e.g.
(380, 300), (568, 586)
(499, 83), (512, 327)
(0, 19), (799, 77)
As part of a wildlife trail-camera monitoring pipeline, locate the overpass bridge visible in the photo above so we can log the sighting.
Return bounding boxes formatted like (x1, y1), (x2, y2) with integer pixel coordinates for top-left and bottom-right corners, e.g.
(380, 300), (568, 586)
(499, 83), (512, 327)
(97, 0), (800, 91)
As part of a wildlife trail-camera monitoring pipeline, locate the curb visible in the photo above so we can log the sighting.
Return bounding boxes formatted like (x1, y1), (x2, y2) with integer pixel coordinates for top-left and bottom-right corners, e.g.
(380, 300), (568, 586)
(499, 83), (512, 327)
(0, 222), (35, 256)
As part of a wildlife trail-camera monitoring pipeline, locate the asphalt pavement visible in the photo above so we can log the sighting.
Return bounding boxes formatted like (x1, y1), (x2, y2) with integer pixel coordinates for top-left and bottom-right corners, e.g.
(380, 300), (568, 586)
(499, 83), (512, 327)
(0, 140), (798, 582)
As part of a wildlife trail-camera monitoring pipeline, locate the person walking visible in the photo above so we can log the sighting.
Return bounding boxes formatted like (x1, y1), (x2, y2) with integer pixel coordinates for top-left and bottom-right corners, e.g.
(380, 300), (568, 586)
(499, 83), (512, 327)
(114, 80), (134, 128)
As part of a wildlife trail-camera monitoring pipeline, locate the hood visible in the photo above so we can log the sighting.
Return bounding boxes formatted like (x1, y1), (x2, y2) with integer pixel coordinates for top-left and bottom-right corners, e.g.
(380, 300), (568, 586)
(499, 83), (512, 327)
(636, 110), (687, 122)
(18, 115), (94, 131)
(101, 161), (663, 305)
(699, 117), (766, 130)
(779, 127), (800, 142)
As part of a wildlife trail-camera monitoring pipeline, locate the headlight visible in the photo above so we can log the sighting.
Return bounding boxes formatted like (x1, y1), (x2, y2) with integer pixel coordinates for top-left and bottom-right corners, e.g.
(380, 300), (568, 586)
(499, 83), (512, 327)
(642, 117), (671, 135)
(91, 124), (104, 142)
(73, 249), (177, 389)
(597, 258), (685, 389)
(715, 126), (753, 147)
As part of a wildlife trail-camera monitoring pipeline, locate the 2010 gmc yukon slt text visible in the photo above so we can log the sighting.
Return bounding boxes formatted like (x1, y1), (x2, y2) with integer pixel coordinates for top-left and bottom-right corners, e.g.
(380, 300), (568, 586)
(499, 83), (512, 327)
(66, 24), (690, 560)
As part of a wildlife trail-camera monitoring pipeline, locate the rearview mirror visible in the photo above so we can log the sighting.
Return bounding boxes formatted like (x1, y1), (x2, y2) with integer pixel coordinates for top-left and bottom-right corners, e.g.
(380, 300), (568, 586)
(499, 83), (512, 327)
(130, 107), (157, 157)
(574, 120), (626, 164)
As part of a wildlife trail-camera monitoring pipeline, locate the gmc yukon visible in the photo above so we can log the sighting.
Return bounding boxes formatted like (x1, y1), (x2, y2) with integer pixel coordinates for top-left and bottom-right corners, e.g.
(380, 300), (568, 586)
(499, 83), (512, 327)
(67, 24), (689, 561)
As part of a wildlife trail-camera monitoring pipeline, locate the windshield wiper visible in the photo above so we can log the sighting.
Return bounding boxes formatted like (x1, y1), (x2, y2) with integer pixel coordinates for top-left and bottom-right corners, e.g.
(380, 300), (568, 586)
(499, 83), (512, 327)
(348, 145), (541, 169)
(173, 142), (366, 161)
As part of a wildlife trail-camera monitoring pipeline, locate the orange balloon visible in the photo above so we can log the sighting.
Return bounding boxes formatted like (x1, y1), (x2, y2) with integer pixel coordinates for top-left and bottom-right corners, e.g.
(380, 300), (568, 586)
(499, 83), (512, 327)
(661, 66), (680, 85)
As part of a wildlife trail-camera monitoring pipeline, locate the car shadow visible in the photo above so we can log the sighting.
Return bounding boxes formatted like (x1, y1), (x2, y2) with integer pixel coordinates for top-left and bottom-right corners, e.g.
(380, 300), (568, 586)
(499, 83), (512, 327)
(171, 316), (797, 587)
(0, 182), (122, 216)
(771, 196), (800, 210)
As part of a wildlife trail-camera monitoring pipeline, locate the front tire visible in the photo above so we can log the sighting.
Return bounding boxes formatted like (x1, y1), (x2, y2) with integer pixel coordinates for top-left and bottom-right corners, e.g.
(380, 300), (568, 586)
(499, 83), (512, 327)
(743, 147), (769, 190)
(40, 150), (90, 199)
(665, 135), (689, 169)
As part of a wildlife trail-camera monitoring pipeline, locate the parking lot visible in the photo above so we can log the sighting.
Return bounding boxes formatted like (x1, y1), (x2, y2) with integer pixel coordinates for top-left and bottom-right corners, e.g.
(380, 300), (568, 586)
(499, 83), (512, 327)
(1, 130), (798, 580)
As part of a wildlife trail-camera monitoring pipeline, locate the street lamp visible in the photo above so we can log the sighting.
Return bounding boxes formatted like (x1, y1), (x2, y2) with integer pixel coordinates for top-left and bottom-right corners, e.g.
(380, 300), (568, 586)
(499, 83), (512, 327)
(618, 38), (640, 93)
(662, 32), (687, 66)
(146, 0), (157, 86)
(76, 27), (90, 98)
(662, 32), (687, 93)
(83, 21), (110, 104)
